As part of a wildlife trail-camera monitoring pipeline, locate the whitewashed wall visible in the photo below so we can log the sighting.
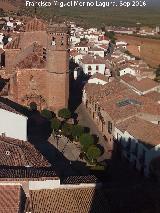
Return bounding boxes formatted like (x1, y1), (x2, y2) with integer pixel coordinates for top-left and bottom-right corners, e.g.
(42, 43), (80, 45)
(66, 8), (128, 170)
(0, 109), (27, 141)
(88, 78), (107, 85)
(29, 179), (60, 190)
(82, 63), (105, 75)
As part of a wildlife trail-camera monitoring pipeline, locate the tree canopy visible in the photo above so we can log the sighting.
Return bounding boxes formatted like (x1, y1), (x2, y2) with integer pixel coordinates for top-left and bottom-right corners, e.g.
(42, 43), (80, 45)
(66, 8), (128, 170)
(79, 133), (94, 152)
(62, 123), (73, 137)
(155, 65), (160, 77)
(51, 118), (61, 131)
(58, 108), (71, 120)
(29, 102), (37, 111)
(41, 109), (53, 120)
(87, 145), (101, 162)
(71, 125), (84, 140)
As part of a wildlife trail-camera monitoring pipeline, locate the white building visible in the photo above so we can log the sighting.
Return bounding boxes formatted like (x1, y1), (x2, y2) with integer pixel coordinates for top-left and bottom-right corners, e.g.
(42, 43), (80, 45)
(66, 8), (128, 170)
(88, 73), (109, 85)
(116, 41), (127, 49)
(0, 102), (27, 141)
(80, 55), (106, 76)
(114, 117), (160, 176)
(70, 36), (81, 46)
(88, 47), (105, 58)
(119, 67), (136, 76)
(75, 43), (89, 54)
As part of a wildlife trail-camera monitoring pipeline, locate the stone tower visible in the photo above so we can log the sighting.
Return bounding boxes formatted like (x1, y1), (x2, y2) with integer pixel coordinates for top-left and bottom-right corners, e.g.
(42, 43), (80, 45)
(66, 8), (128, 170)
(46, 23), (70, 111)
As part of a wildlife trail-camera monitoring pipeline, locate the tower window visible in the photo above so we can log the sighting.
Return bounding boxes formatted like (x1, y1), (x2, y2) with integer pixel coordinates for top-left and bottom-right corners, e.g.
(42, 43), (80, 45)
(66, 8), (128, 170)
(51, 37), (56, 46)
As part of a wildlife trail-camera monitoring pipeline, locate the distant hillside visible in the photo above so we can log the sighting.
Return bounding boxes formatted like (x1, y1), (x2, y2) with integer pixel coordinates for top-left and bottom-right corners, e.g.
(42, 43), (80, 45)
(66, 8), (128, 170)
(0, 0), (21, 12)
(21, 5), (160, 28)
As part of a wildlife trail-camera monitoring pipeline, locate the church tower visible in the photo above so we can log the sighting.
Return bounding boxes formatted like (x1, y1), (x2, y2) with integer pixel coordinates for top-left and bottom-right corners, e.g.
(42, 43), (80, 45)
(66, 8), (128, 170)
(46, 23), (70, 111)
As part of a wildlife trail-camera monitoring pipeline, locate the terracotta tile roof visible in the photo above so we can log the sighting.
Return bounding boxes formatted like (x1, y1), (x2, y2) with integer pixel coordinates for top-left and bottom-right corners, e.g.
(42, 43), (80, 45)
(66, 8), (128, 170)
(0, 136), (50, 167)
(144, 91), (160, 102)
(120, 73), (136, 83)
(85, 79), (160, 122)
(16, 52), (46, 69)
(4, 35), (20, 49)
(0, 185), (23, 213)
(121, 74), (159, 92)
(0, 48), (4, 54)
(89, 47), (104, 51)
(25, 17), (46, 32)
(0, 101), (23, 115)
(90, 73), (109, 82)
(75, 42), (89, 47)
(30, 187), (109, 213)
(130, 78), (159, 92)
(70, 50), (80, 57)
(61, 175), (98, 185)
(0, 166), (57, 180)
(116, 117), (160, 147)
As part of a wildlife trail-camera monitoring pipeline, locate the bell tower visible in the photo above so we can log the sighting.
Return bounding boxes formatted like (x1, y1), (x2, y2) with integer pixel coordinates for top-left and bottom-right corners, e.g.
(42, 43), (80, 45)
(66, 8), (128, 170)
(46, 23), (70, 110)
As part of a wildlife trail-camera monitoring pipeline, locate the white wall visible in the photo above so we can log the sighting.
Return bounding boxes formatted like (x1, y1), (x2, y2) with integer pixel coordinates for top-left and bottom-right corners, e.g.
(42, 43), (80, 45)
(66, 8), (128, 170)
(119, 68), (136, 76)
(0, 109), (27, 141)
(88, 78), (107, 85)
(82, 63), (105, 75)
(114, 127), (160, 177)
(88, 50), (104, 58)
(29, 179), (60, 190)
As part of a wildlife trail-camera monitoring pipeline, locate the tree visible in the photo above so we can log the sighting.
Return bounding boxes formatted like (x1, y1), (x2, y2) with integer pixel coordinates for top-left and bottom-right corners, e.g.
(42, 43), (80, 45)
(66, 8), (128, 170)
(29, 102), (37, 111)
(41, 109), (53, 120)
(155, 65), (160, 77)
(71, 125), (84, 141)
(79, 133), (94, 152)
(51, 118), (61, 131)
(62, 123), (73, 137)
(58, 108), (71, 120)
(87, 145), (101, 163)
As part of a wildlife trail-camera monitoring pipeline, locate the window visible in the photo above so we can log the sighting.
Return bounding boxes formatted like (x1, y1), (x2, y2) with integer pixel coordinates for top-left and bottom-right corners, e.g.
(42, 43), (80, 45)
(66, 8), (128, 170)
(96, 65), (99, 71)
(51, 37), (56, 45)
(95, 104), (97, 111)
(2, 133), (6, 137)
(108, 121), (112, 134)
(88, 65), (92, 71)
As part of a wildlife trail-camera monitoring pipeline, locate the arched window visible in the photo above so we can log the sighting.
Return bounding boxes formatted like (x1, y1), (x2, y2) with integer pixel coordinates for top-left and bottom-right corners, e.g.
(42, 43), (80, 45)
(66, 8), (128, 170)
(51, 37), (56, 45)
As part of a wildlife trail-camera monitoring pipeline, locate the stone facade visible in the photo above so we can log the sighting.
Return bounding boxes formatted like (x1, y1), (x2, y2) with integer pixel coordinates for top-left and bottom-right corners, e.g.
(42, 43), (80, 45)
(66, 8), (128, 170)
(3, 18), (70, 111)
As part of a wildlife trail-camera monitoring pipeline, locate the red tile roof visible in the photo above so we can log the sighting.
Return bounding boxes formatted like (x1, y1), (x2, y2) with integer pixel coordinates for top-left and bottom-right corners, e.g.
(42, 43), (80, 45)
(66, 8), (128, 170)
(0, 185), (23, 213)
(0, 136), (50, 167)
(30, 187), (109, 213)
(81, 55), (106, 64)
(0, 166), (57, 180)
(116, 117), (160, 147)
(90, 73), (109, 82)
(121, 74), (159, 92)
(0, 101), (23, 115)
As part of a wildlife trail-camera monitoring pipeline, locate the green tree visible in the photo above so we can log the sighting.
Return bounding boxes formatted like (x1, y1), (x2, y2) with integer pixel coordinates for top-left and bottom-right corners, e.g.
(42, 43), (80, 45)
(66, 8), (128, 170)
(51, 118), (61, 131)
(71, 125), (84, 141)
(41, 109), (53, 120)
(87, 145), (101, 163)
(62, 123), (73, 137)
(58, 108), (71, 120)
(155, 65), (160, 77)
(29, 102), (37, 111)
(79, 133), (94, 152)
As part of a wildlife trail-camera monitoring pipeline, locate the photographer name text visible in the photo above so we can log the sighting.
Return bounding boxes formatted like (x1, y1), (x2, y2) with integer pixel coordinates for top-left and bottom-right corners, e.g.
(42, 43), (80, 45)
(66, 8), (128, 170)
(25, 1), (147, 8)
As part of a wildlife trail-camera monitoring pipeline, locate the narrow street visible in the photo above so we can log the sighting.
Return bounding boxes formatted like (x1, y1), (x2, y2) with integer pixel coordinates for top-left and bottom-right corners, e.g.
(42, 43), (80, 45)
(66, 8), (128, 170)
(76, 103), (110, 161)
